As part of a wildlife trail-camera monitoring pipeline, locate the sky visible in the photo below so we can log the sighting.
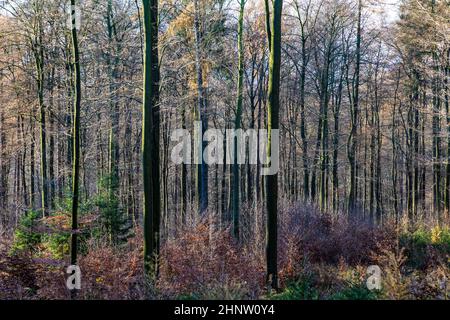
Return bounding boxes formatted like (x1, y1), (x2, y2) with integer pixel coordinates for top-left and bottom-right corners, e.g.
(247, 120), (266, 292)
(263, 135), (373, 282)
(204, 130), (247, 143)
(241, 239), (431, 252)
(380, 0), (401, 23)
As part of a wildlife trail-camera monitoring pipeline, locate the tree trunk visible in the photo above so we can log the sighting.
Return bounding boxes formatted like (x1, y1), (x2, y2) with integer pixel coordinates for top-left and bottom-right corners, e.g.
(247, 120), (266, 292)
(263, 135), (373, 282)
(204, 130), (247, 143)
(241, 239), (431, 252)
(33, 28), (48, 217)
(347, 0), (361, 216)
(232, 0), (245, 240)
(142, 0), (161, 277)
(70, 0), (81, 274)
(265, 0), (282, 291)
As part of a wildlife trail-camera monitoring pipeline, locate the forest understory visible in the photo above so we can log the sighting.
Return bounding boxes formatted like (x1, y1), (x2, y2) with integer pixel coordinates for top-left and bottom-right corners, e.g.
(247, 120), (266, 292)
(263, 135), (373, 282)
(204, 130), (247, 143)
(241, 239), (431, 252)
(1, 203), (449, 300)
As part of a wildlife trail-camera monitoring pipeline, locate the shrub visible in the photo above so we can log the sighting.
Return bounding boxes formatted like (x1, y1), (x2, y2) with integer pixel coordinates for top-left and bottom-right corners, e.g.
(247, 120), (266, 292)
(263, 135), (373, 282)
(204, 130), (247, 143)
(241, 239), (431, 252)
(93, 176), (133, 245)
(400, 225), (450, 269)
(0, 236), (39, 299)
(269, 277), (319, 300)
(41, 233), (71, 259)
(158, 218), (264, 299)
(330, 282), (379, 300)
(177, 279), (251, 300)
(35, 234), (147, 300)
(411, 264), (449, 299)
(11, 211), (42, 255)
(373, 248), (412, 299)
(2, 202), (449, 300)
(279, 203), (396, 268)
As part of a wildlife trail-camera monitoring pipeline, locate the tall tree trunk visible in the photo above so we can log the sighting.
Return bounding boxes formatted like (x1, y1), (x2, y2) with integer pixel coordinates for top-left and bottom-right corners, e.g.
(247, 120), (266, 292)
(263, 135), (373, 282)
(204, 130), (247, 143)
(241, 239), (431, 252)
(412, 73), (420, 219)
(70, 0), (81, 275)
(107, 0), (121, 213)
(0, 111), (7, 212)
(444, 49), (450, 213)
(49, 99), (55, 211)
(193, 0), (208, 215)
(33, 27), (48, 217)
(347, 0), (361, 216)
(320, 54), (331, 211)
(30, 118), (36, 210)
(142, 0), (161, 277)
(432, 57), (441, 216)
(332, 64), (344, 213)
(265, 0), (282, 291)
(19, 116), (28, 207)
(232, 0), (245, 240)
(181, 106), (187, 225)
(374, 60), (382, 223)
(392, 68), (400, 222)
(300, 37), (309, 200)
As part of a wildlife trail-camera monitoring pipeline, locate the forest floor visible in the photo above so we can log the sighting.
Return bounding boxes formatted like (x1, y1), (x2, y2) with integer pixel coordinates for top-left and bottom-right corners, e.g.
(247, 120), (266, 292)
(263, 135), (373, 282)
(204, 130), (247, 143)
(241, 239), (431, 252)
(0, 203), (449, 300)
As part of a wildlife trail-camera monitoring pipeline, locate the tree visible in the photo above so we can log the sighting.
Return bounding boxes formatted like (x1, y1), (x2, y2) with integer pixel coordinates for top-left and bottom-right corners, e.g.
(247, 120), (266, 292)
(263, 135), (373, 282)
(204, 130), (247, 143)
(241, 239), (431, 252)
(70, 0), (81, 273)
(265, 0), (282, 292)
(347, 0), (361, 216)
(142, 0), (161, 277)
(193, 0), (208, 215)
(232, 0), (246, 240)
(31, 11), (48, 218)
(292, 0), (321, 200)
(106, 0), (121, 215)
(18, 0), (50, 217)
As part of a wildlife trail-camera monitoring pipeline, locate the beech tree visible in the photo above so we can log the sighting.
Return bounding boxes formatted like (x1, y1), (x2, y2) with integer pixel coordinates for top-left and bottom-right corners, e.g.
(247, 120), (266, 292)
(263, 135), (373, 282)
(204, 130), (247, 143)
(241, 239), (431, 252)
(265, 0), (282, 291)
(232, 0), (246, 240)
(142, 0), (161, 277)
(70, 0), (81, 271)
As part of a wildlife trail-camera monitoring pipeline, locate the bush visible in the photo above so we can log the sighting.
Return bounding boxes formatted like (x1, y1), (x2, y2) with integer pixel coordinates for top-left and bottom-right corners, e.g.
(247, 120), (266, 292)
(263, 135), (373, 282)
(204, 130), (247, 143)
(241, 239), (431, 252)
(400, 225), (450, 269)
(177, 279), (251, 300)
(279, 204), (396, 268)
(2, 202), (449, 300)
(93, 176), (133, 245)
(269, 278), (319, 300)
(330, 282), (379, 300)
(11, 211), (42, 255)
(35, 234), (147, 300)
(0, 237), (39, 299)
(158, 218), (264, 299)
(41, 233), (71, 259)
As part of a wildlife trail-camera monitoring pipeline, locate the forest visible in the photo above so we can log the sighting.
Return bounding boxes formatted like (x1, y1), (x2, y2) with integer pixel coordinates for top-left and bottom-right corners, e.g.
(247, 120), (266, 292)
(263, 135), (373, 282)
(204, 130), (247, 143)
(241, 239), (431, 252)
(0, 0), (449, 300)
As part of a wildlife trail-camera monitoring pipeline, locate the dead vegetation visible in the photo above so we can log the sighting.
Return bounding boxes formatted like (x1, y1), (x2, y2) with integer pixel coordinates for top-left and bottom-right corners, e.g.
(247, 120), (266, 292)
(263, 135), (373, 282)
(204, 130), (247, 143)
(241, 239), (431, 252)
(1, 203), (448, 300)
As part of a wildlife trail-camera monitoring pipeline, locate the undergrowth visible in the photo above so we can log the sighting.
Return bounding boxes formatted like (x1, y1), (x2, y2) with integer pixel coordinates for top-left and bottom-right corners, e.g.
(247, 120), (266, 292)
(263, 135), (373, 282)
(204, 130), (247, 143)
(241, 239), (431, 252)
(0, 204), (448, 300)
